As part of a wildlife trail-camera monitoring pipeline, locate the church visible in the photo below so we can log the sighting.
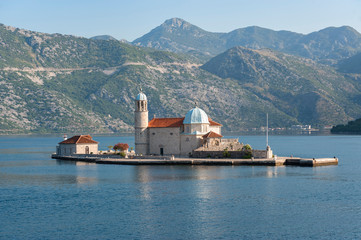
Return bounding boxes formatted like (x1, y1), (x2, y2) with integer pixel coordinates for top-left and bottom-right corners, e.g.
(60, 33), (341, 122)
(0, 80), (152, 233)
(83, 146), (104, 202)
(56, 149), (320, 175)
(134, 91), (224, 156)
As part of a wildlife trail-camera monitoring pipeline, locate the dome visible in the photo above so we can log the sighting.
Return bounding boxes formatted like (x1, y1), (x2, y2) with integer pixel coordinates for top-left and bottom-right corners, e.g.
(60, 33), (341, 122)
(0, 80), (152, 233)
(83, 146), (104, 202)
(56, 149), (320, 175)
(136, 92), (147, 101)
(183, 107), (209, 124)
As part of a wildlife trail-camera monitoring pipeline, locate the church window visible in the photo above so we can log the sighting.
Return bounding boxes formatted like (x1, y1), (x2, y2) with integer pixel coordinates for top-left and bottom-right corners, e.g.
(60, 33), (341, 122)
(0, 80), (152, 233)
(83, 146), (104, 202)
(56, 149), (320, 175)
(152, 132), (155, 135)
(170, 133), (173, 135)
(186, 137), (189, 142)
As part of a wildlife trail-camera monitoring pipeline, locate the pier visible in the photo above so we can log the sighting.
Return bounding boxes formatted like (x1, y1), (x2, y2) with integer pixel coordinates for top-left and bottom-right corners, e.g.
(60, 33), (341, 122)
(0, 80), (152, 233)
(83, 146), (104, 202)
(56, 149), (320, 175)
(51, 154), (338, 167)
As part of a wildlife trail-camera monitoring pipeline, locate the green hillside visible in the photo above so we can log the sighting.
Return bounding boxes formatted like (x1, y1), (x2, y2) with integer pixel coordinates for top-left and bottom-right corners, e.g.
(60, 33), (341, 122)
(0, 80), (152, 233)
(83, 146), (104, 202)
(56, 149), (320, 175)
(1, 23), (361, 134)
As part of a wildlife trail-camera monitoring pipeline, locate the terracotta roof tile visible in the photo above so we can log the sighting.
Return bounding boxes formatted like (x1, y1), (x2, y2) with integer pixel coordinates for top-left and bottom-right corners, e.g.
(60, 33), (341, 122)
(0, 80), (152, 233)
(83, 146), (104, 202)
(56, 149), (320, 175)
(59, 135), (98, 144)
(209, 119), (222, 126)
(203, 131), (223, 138)
(148, 117), (222, 128)
(148, 118), (184, 128)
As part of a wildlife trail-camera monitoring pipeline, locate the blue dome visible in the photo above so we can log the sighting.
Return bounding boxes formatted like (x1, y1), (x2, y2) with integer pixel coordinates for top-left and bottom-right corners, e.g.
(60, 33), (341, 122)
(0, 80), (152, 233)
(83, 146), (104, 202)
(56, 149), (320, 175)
(136, 92), (147, 101)
(183, 107), (209, 124)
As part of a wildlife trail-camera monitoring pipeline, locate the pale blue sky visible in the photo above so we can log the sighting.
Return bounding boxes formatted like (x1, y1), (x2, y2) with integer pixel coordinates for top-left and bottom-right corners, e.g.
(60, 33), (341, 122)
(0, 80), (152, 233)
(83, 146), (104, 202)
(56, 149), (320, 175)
(0, 0), (361, 41)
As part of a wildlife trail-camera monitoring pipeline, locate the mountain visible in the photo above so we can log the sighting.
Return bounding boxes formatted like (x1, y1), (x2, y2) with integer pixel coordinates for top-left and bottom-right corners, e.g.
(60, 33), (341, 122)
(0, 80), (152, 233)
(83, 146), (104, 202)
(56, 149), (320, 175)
(201, 46), (361, 125)
(0, 23), (289, 133)
(90, 35), (118, 41)
(133, 18), (361, 64)
(337, 51), (361, 74)
(1, 23), (361, 134)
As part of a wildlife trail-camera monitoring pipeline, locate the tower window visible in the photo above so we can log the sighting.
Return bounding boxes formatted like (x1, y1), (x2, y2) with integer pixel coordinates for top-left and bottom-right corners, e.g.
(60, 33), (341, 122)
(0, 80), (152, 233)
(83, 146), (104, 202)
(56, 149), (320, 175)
(152, 133), (155, 135)
(170, 133), (173, 135)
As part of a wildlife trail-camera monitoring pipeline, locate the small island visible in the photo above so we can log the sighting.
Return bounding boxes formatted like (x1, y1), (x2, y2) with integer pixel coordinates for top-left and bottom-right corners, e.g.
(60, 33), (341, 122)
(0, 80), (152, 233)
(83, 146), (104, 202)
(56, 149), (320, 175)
(52, 91), (338, 167)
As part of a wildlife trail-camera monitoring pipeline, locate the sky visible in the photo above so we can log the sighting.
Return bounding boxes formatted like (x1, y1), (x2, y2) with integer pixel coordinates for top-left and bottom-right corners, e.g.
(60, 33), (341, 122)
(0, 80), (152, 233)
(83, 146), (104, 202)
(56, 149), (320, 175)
(0, 0), (361, 41)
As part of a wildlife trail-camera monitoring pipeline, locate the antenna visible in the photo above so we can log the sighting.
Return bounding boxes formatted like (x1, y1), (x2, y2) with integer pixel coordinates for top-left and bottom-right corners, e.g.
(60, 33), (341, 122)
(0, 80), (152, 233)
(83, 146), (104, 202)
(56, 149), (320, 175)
(266, 113), (269, 147)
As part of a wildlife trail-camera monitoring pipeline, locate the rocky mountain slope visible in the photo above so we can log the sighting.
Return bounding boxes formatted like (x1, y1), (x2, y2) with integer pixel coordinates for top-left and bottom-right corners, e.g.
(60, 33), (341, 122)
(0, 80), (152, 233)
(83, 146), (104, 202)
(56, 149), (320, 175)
(133, 18), (361, 65)
(337, 52), (361, 74)
(1, 23), (361, 134)
(201, 46), (361, 126)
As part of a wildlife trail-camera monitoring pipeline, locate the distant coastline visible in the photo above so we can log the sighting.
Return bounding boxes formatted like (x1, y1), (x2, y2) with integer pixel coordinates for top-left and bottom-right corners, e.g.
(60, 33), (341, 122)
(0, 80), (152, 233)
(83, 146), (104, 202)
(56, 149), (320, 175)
(331, 118), (361, 134)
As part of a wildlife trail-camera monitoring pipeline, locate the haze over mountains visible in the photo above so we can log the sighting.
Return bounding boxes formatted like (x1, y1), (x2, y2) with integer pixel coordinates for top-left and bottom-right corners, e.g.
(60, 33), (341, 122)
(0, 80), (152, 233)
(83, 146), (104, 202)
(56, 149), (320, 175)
(1, 18), (361, 134)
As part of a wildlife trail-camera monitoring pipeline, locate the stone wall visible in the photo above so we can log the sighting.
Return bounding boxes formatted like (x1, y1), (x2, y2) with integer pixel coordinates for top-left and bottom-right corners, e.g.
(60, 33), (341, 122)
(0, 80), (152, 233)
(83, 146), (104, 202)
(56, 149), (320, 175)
(192, 149), (268, 159)
(149, 127), (181, 155)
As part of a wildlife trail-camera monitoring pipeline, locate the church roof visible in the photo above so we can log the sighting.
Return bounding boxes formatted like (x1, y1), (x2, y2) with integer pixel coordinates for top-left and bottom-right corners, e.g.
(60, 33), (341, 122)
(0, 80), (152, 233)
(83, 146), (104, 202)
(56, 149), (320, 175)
(183, 107), (209, 124)
(148, 117), (222, 128)
(148, 118), (185, 128)
(202, 131), (223, 138)
(136, 92), (147, 101)
(209, 119), (222, 126)
(59, 135), (98, 144)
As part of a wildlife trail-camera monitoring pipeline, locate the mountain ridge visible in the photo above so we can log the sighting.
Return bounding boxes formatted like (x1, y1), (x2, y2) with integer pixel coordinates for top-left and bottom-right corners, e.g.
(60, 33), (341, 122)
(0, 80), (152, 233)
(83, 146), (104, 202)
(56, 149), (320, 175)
(133, 18), (361, 64)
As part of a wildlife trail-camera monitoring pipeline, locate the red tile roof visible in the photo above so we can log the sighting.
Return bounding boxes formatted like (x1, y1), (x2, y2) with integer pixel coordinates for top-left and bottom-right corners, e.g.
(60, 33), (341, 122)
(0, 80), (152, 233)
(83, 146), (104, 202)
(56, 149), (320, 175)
(59, 135), (98, 144)
(202, 131), (223, 138)
(148, 117), (222, 128)
(209, 119), (222, 126)
(148, 118), (185, 128)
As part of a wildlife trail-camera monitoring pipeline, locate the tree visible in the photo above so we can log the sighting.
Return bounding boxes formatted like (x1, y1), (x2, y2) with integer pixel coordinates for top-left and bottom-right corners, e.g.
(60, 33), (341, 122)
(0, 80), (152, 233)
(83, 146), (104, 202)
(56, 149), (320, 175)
(108, 145), (113, 152)
(113, 143), (129, 152)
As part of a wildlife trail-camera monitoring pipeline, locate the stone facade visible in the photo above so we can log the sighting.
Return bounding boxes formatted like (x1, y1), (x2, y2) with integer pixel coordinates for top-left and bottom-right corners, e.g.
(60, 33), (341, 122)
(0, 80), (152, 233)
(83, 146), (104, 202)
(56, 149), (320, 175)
(134, 91), (223, 156)
(134, 94), (149, 155)
(57, 135), (98, 155)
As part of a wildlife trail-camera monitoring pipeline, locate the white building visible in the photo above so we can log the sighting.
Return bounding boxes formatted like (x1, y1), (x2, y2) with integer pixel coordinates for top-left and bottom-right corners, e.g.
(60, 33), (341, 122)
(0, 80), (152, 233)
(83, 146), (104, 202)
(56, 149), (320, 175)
(134, 91), (222, 156)
(56, 135), (98, 155)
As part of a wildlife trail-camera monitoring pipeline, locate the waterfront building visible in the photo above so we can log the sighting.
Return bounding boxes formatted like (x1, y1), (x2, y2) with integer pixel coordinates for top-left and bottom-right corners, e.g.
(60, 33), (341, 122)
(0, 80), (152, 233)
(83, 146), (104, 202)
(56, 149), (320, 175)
(56, 135), (98, 155)
(134, 91), (223, 156)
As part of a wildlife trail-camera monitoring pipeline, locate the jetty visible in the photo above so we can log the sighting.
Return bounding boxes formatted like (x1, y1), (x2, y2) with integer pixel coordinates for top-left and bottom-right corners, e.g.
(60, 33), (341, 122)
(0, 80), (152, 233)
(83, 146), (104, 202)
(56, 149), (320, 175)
(51, 154), (338, 167)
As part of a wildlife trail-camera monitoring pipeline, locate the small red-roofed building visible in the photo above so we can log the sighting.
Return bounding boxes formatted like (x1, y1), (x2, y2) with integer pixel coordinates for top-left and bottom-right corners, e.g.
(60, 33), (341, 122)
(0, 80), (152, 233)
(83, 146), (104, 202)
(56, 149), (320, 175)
(56, 135), (98, 155)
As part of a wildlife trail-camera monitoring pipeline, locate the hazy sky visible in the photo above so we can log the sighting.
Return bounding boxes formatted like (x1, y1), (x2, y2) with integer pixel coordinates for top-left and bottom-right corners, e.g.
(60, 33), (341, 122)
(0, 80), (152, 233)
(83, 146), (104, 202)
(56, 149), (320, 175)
(0, 0), (361, 41)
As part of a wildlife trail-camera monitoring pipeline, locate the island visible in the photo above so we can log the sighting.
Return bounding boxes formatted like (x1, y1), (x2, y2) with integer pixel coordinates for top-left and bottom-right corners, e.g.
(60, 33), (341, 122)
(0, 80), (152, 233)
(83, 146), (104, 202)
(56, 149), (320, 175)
(52, 90), (338, 167)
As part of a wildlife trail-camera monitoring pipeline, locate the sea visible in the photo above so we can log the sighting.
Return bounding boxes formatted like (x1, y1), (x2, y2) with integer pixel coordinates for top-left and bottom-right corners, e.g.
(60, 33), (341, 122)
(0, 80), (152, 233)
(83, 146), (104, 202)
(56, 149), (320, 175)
(1, 134), (361, 239)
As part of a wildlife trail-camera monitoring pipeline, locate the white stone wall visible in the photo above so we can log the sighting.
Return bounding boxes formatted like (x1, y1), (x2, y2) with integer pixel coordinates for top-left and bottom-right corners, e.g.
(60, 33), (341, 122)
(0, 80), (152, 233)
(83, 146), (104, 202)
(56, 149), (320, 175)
(76, 143), (98, 154)
(184, 123), (210, 133)
(58, 143), (98, 155)
(134, 100), (149, 155)
(58, 144), (76, 155)
(135, 128), (149, 155)
(209, 125), (221, 135)
(180, 134), (203, 156)
(134, 111), (148, 128)
(149, 127), (181, 155)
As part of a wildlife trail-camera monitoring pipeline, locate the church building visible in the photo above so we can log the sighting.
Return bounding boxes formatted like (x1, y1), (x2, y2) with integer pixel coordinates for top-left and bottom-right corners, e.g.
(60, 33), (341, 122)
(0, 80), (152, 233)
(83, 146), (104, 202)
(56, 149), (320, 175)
(134, 91), (223, 156)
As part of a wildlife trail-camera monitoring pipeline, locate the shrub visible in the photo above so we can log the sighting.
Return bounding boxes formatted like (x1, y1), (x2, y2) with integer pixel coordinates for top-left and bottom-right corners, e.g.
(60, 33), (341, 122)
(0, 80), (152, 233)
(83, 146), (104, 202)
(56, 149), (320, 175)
(243, 144), (252, 151)
(223, 149), (230, 158)
(113, 143), (129, 152)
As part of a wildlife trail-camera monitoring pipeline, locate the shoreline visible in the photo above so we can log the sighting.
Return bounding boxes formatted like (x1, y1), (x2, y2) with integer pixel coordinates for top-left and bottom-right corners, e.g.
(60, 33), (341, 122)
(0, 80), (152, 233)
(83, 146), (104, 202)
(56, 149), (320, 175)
(51, 154), (338, 167)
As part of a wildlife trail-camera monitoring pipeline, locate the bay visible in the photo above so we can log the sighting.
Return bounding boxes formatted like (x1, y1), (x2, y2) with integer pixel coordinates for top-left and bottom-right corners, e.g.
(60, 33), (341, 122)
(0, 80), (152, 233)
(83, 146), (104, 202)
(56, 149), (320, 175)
(1, 134), (361, 239)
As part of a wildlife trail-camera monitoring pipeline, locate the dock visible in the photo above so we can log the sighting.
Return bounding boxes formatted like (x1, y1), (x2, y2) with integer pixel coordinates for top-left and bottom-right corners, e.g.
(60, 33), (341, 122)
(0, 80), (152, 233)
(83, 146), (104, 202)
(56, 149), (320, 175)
(51, 154), (338, 167)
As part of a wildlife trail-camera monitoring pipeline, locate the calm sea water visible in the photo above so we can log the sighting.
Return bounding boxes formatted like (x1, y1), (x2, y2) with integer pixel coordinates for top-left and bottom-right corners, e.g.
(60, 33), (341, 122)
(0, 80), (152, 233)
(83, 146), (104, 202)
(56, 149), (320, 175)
(1, 134), (361, 239)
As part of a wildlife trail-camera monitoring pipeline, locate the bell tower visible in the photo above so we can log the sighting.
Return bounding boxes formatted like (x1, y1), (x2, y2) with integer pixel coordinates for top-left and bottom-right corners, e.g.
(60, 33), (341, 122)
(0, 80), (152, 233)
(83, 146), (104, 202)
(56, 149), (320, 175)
(134, 90), (149, 155)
